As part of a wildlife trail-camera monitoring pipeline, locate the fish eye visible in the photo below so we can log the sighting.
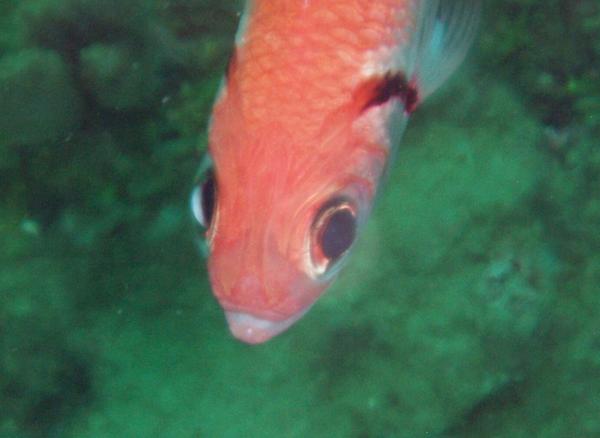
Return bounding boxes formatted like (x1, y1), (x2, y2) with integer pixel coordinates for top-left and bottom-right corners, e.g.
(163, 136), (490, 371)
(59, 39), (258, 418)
(310, 198), (357, 275)
(191, 171), (217, 229)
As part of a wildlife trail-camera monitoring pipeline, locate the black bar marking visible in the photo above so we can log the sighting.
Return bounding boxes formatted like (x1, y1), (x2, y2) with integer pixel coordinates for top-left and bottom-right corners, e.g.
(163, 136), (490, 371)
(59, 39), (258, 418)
(363, 73), (419, 114)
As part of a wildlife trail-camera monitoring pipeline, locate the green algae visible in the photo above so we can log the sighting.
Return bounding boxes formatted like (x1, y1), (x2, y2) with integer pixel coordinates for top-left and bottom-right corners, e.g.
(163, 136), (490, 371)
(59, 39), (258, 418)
(0, 0), (599, 437)
(482, 0), (600, 131)
(79, 43), (161, 111)
(0, 49), (81, 147)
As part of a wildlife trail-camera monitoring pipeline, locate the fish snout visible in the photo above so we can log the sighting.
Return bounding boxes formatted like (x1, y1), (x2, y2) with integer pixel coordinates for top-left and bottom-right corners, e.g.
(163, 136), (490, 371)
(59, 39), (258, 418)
(224, 310), (306, 344)
(209, 257), (322, 343)
(224, 274), (303, 344)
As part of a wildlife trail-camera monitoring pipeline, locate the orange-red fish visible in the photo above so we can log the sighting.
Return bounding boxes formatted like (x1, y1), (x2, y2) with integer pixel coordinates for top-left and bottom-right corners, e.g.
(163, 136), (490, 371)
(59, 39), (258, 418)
(192, 0), (480, 343)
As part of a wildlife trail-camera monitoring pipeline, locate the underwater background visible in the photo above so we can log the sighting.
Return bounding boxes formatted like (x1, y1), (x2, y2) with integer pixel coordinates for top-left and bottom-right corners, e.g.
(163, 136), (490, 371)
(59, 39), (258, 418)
(1, 0), (599, 437)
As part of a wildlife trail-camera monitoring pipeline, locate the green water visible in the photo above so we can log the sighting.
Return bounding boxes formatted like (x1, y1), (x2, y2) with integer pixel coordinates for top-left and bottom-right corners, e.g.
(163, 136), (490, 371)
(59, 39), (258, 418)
(1, 1), (599, 437)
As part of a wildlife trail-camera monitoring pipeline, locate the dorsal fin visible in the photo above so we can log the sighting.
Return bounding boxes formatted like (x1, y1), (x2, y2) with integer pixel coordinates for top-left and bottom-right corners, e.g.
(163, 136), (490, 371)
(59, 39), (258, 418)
(402, 0), (481, 101)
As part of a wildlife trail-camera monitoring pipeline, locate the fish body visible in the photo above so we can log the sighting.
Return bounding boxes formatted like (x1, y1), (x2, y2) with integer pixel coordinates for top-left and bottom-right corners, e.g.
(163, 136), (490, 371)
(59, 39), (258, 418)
(192, 0), (479, 343)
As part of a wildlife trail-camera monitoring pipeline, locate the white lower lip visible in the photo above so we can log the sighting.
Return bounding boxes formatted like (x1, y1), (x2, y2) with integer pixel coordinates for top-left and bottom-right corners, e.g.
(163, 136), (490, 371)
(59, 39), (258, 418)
(224, 310), (308, 344)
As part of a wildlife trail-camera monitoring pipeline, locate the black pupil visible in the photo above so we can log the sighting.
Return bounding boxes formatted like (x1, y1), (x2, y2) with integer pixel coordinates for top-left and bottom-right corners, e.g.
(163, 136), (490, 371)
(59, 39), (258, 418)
(320, 209), (356, 260)
(201, 173), (216, 226)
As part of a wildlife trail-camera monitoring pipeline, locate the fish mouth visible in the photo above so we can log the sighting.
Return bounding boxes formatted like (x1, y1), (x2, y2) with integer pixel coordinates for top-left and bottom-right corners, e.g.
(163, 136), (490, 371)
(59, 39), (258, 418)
(224, 309), (308, 344)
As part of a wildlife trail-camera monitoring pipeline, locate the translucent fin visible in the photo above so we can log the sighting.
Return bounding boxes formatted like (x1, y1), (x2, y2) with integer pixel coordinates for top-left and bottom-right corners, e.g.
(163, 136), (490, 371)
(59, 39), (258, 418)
(235, 1), (253, 47)
(405, 0), (481, 101)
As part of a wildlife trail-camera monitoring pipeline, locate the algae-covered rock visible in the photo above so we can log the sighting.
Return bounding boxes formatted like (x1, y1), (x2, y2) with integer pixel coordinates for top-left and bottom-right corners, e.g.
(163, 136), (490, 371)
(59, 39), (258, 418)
(21, 0), (153, 53)
(0, 49), (81, 147)
(80, 43), (160, 111)
(0, 2), (24, 53)
(481, 1), (600, 131)
(0, 217), (93, 436)
(376, 80), (546, 273)
(304, 77), (559, 437)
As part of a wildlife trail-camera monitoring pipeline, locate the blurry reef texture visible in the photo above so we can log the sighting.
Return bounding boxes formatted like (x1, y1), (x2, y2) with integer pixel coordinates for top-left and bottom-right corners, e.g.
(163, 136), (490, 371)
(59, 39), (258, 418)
(0, 0), (599, 437)
(481, 0), (600, 131)
(0, 49), (81, 146)
(1, 0), (241, 436)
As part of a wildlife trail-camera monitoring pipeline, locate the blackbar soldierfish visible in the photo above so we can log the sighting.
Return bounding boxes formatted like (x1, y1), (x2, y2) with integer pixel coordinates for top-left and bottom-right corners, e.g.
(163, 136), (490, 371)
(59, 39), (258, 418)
(191, 0), (480, 343)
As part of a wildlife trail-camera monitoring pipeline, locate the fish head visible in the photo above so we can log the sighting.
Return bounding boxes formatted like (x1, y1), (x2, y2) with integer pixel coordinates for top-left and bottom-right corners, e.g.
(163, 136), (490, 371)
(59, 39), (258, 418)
(191, 90), (389, 344)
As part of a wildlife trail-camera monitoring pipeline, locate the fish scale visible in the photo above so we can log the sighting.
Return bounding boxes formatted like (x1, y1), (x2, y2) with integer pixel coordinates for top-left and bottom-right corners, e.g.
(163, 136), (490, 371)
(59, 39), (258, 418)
(234, 0), (412, 140)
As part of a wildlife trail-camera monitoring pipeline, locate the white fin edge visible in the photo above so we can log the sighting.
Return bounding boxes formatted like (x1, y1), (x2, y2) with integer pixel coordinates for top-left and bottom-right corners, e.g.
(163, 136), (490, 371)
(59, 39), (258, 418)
(235, 1), (253, 47)
(405, 0), (481, 101)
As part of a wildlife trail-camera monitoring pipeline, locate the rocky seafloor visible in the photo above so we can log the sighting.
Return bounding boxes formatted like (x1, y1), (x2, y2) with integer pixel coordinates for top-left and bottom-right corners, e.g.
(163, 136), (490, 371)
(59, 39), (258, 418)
(1, 1), (599, 437)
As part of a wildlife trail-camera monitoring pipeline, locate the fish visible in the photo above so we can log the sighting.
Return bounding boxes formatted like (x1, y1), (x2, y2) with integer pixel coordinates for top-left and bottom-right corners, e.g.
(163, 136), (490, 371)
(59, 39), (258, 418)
(191, 0), (480, 344)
